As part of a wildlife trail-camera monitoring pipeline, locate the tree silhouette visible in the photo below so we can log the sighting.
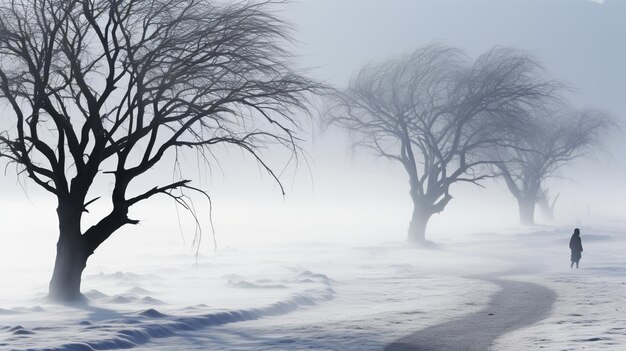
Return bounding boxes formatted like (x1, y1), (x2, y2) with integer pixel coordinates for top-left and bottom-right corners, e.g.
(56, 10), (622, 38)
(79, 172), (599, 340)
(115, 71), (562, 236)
(495, 108), (612, 225)
(325, 45), (557, 244)
(536, 187), (560, 222)
(0, 0), (319, 301)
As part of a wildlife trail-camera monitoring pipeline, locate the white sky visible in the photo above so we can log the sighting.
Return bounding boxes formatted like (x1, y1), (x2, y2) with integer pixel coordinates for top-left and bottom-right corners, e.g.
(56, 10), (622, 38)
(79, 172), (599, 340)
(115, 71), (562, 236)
(0, 0), (624, 260)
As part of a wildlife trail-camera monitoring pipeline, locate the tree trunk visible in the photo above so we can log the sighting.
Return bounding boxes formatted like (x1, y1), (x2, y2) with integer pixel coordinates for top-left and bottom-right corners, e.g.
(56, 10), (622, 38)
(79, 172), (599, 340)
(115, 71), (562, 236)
(517, 197), (536, 226)
(48, 235), (89, 302)
(407, 205), (432, 244)
(537, 191), (558, 222)
(538, 198), (554, 222)
(48, 203), (90, 302)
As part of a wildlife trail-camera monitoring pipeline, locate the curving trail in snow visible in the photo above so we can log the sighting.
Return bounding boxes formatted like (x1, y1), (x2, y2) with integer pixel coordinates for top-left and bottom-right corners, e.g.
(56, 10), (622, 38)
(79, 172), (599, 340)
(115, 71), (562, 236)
(385, 276), (557, 351)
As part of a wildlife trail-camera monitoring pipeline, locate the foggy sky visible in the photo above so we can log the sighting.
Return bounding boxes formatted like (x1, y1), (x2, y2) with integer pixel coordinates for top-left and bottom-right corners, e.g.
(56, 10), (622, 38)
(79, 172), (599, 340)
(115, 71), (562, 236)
(283, 0), (626, 238)
(1, 0), (624, 249)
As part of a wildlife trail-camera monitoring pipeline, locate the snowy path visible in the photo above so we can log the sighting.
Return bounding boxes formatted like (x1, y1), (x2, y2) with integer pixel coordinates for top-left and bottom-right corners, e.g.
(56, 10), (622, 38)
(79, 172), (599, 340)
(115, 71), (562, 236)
(384, 276), (556, 351)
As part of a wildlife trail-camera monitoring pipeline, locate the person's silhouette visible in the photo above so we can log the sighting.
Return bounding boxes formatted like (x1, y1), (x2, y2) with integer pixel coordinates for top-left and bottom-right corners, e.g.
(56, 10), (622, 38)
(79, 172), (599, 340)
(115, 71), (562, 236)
(569, 228), (583, 269)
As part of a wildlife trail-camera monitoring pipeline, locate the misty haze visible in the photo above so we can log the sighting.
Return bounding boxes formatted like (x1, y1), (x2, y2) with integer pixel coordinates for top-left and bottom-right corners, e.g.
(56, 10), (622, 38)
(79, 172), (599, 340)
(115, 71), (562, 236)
(0, 0), (624, 350)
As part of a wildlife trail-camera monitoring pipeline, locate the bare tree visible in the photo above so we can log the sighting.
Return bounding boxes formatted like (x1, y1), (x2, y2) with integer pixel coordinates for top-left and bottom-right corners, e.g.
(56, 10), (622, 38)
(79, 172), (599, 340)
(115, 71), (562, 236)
(537, 187), (559, 221)
(0, 0), (320, 302)
(325, 45), (557, 244)
(496, 108), (612, 225)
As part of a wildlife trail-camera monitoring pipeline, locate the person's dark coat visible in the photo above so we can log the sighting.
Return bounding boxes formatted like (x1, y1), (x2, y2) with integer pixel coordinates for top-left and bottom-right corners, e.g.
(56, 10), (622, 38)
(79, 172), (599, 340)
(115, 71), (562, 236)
(569, 232), (583, 262)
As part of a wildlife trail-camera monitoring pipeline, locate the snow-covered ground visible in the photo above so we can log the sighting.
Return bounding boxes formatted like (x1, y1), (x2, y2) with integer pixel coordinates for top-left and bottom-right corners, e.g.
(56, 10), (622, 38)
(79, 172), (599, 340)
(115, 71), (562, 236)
(0, 226), (624, 350)
(491, 228), (626, 350)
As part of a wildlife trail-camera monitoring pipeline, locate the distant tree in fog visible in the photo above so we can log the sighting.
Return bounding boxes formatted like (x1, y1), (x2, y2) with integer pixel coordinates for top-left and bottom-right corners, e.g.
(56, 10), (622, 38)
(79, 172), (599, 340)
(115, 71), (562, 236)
(324, 45), (557, 244)
(0, 0), (320, 302)
(536, 187), (559, 222)
(494, 108), (612, 225)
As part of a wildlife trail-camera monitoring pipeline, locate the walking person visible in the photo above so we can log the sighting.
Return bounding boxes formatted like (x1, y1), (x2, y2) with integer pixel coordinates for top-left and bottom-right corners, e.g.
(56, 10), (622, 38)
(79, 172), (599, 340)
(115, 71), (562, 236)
(569, 228), (583, 269)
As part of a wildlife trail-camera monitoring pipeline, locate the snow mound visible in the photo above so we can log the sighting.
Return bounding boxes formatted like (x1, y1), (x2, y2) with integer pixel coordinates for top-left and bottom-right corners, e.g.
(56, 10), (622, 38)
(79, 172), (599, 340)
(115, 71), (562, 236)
(8, 270), (335, 351)
(227, 278), (288, 289)
(138, 309), (168, 318)
(84, 290), (109, 300)
(127, 287), (153, 295)
(13, 328), (36, 335)
(102, 294), (164, 305)
(140, 296), (165, 305)
(105, 294), (139, 304)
